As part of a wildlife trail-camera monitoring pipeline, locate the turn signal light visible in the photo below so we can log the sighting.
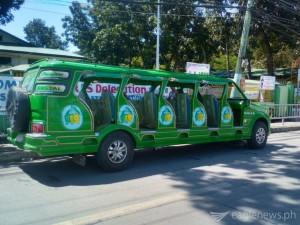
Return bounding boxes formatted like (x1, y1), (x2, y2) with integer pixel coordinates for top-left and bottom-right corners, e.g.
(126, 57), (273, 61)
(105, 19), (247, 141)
(32, 123), (44, 133)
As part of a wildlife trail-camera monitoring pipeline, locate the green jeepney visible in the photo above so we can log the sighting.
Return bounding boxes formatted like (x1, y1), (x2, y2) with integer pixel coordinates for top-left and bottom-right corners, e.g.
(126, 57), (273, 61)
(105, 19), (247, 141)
(6, 59), (270, 171)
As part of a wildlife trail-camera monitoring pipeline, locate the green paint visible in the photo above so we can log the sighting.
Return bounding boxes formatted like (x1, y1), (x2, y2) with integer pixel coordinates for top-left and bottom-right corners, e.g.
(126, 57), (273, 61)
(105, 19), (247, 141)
(7, 59), (270, 159)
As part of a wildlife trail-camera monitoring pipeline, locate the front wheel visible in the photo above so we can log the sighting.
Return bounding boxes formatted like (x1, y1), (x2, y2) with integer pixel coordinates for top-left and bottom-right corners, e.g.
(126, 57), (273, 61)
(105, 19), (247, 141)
(96, 131), (134, 172)
(247, 121), (268, 149)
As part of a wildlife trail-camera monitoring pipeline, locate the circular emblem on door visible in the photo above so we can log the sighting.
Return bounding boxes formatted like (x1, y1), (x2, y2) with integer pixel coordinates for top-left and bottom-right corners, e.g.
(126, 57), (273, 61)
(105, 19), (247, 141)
(62, 105), (83, 130)
(118, 105), (135, 126)
(158, 105), (174, 126)
(193, 106), (206, 126)
(221, 106), (232, 124)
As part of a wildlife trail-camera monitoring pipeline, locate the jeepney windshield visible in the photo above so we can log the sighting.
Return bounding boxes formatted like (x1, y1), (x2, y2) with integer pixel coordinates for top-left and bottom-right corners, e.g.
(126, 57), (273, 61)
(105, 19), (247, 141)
(21, 68), (39, 93)
(228, 82), (245, 99)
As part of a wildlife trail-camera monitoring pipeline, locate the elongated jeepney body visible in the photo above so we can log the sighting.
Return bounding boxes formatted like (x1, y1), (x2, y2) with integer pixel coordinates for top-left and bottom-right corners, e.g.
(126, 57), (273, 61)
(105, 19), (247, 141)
(7, 59), (270, 171)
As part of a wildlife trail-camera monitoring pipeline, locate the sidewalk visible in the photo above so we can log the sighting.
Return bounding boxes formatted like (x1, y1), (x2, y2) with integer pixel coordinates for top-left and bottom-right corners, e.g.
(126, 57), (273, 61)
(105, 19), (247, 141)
(270, 121), (300, 133)
(1, 122), (300, 163)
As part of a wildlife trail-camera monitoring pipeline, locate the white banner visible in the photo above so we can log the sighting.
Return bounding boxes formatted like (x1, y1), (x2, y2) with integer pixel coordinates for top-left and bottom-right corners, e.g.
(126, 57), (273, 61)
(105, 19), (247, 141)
(0, 76), (22, 109)
(259, 76), (276, 90)
(74, 83), (152, 101)
(186, 62), (210, 75)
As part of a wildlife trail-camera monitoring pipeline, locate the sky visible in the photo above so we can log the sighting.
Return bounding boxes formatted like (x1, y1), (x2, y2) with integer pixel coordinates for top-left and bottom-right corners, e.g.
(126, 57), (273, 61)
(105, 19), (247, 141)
(1, 0), (87, 52)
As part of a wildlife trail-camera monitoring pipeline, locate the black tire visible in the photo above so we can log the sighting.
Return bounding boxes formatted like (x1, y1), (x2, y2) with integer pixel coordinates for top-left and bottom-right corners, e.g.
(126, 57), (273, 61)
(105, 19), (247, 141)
(247, 121), (268, 149)
(96, 131), (134, 172)
(6, 86), (30, 132)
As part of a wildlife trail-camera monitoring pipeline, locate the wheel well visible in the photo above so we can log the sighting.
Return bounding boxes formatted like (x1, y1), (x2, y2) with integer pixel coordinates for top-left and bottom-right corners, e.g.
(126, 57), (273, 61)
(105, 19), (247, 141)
(255, 118), (269, 132)
(101, 129), (136, 148)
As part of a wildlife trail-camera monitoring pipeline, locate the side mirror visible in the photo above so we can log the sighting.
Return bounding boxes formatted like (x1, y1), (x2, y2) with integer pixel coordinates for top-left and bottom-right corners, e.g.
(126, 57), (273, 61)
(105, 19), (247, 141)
(245, 99), (251, 107)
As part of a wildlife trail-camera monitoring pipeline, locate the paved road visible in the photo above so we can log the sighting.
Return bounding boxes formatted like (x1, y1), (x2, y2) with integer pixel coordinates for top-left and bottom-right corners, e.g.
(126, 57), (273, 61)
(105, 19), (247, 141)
(0, 131), (299, 225)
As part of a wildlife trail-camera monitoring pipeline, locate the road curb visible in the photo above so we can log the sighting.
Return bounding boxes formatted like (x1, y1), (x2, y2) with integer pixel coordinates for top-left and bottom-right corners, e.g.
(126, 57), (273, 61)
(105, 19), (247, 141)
(1, 126), (300, 163)
(271, 125), (300, 133)
(0, 141), (39, 163)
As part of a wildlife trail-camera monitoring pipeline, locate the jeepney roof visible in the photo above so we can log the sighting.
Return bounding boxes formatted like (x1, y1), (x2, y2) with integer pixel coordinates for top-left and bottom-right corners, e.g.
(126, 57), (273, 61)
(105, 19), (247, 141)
(29, 59), (233, 84)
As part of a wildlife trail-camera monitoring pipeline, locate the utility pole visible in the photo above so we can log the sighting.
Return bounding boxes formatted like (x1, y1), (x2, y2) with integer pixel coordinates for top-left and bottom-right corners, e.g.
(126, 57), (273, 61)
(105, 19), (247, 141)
(156, 0), (161, 71)
(232, 0), (254, 94)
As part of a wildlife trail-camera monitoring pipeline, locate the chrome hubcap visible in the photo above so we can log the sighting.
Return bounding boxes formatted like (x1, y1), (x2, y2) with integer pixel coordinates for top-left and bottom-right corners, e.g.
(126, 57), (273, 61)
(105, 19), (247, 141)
(256, 128), (266, 144)
(107, 140), (127, 163)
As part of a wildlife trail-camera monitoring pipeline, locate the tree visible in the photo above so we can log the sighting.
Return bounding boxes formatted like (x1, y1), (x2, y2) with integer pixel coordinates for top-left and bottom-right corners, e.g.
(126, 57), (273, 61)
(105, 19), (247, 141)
(62, 0), (238, 70)
(63, 2), (97, 60)
(159, 0), (207, 71)
(201, 0), (241, 73)
(62, 0), (300, 72)
(0, 0), (24, 25)
(63, 1), (156, 67)
(249, 0), (300, 74)
(24, 19), (68, 50)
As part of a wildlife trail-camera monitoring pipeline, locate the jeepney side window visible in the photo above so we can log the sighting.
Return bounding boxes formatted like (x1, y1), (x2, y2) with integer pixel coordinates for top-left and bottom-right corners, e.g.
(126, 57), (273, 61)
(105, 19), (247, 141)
(125, 78), (160, 129)
(75, 78), (121, 128)
(199, 83), (225, 100)
(74, 79), (120, 100)
(165, 81), (193, 128)
(124, 83), (150, 101)
(165, 82), (193, 100)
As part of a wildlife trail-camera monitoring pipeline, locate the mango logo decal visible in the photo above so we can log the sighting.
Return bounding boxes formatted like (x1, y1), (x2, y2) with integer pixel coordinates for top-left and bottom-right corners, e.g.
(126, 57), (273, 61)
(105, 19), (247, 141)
(193, 107), (206, 126)
(221, 106), (232, 124)
(118, 105), (135, 126)
(159, 105), (174, 126)
(62, 105), (83, 130)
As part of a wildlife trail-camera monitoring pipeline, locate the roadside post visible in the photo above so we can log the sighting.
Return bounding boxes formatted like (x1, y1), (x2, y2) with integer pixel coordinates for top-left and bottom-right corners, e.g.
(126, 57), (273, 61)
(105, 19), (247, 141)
(232, 0), (253, 97)
(297, 68), (300, 96)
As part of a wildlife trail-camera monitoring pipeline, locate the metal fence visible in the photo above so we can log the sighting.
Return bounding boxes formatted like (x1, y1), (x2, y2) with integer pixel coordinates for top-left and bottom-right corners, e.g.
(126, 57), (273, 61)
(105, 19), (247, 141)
(257, 103), (300, 124)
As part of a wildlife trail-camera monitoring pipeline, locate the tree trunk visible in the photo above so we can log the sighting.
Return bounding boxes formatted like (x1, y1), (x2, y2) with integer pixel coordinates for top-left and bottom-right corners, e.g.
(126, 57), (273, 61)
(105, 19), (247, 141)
(247, 58), (252, 79)
(262, 31), (274, 75)
(201, 44), (207, 63)
(225, 40), (230, 77)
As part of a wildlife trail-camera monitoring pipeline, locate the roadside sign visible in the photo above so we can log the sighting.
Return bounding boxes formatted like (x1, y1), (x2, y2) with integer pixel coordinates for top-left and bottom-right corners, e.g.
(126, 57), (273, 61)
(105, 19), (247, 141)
(0, 76), (22, 109)
(186, 62), (210, 75)
(259, 76), (275, 90)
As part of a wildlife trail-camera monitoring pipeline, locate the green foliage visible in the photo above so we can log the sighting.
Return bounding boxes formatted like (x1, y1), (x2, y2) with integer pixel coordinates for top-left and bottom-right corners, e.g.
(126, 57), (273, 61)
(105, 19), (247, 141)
(63, 1), (156, 66)
(24, 19), (68, 50)
(249, 0), (300, 73)
(211, 53), (237, 70)
(0, 0), (24, 25)
(63, 2), (97, 60)
(61, 0), (300, 72)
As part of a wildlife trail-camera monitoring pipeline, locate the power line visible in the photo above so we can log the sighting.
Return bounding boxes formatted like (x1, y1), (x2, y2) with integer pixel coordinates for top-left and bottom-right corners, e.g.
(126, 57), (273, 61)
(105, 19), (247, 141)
(22, 6), (69, 15)
(263, 0), (300, 16)
(19, 2), (237, 18)
(105, 9), (237, 18)
(252, 17), (299, 40)
(97, 0), (246, 9)
(27, 0), (71, 7)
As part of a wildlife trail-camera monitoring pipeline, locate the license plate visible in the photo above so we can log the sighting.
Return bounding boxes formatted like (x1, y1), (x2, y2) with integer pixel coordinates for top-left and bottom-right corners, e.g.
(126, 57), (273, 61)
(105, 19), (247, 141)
(16, 134), (24, 143)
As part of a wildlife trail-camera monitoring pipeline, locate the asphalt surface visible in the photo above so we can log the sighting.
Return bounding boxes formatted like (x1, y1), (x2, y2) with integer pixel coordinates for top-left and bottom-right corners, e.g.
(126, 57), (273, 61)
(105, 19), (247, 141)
(1, 121), (300, 163)
(0, 130), (299, 225)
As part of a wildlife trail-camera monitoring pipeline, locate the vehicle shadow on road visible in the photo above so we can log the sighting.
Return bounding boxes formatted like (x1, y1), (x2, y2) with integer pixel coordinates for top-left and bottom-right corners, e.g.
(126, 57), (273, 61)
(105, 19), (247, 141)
(18, 141), (300, 225)
(17, 141), (293, 186)
(166, 142), (300, 225)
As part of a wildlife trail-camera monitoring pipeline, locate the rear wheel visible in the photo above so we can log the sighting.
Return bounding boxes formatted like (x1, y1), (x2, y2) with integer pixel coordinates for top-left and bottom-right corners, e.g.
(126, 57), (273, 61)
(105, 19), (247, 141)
(96, 131), (134, 172)
(247, 121), (268, 149)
